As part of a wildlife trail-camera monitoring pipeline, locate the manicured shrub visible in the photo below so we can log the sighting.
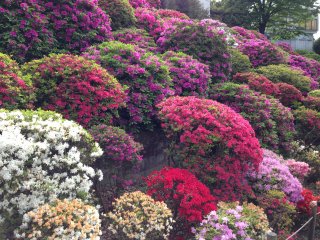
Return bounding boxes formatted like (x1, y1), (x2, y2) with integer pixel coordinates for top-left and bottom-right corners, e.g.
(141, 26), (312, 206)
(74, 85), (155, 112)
(255, 64), (312, 92)
(157, 96), (262, 201)
(157, 9), (190, 19)
(99, 0), (136, 31)
(303, 96), (320, 112)
(113, 28), (157, 52)
(129, 0), (160, 8)
(0, 110), (103, 236)
(157, 19), (231, 82)
(108, 191), (173, 240)
(22, 54), (126, 127)
(0, 55), (35, 110)
(288, 54), (320, 87)
(0, 0), (113, 62)
(256, 190), (297, 237)
(15, 199), (101, 240)
(212, 201), (270, 239)
(162, 51), (211, 97)
(232, 26), (268, 42)
(285, 159), (311, 181)
(83, 41), (172, 128)
(210, 83), (294, 152)
(232, 72), (279, 96)
(276, 83), (303, 107)
(296, 49), (320, 62)
(248, 149), (303, 203)
(309, 89), (320, 98)
(276, 42), (294, 54)
(145, 168), (216, 223)
(294, 107), (320, 145)
(229, 48), (252, 76)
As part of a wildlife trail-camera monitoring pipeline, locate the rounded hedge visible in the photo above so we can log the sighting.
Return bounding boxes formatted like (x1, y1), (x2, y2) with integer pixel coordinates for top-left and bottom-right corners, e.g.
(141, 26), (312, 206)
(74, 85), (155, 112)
(99, 0), (136, 31)
(229, 48), (252, 76)
(276, 83), (303, 108)
(22, 54), (126, 127)
(157, 19), (231, 82)
(83, 41), (173, 128)
(162, 51), (211, 97)
(210, 82), (295, 152)
(255, 64), (312, 92)
(0, 0), (113, 62)
(157, 96), (263, 201)
(296, 50), (320, 62)
(309, 90), (320, 98)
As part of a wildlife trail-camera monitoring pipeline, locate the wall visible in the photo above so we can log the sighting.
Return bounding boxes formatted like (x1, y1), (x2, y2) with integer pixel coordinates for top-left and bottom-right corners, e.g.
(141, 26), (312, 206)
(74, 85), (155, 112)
(276, 33), (314, 51)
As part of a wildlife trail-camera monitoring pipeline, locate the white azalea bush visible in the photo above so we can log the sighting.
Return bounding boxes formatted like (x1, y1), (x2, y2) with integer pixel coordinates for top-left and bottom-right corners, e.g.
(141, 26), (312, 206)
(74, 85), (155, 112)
(0, 109), (103, 236)
(108, 191), (174, 240)
(15, 199), (101, 240)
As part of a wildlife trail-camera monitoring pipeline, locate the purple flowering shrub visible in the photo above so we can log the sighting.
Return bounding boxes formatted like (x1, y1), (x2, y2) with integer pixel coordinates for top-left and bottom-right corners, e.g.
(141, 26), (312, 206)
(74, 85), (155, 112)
(232, 26), (268, 42)
(83, 41), (173, 129)
(276, 42), (295, 54)
(162, 51), (211, 97)
(157, 19), (231, 82)
(129, 0), (160, 8)
(113, 28), (157, 52)
(248, 149), (303, 203)
(210, 83), (295, 152)
(0, 0), (113, 62)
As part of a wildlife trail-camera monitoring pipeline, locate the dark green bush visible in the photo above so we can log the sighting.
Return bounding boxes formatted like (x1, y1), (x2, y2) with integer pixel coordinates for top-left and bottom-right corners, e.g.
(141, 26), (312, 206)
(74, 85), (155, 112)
(229, 48), (252, 76)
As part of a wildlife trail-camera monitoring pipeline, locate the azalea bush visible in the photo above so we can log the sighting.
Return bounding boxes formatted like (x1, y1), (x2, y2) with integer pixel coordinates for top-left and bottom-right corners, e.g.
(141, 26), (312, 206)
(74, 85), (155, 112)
(248, 149), (303, 203)
(0, 0), (113, 62)
(15, 199), (101, 240)
(255, 64), (312, 92)
(295, 49), (320, 62)
(162, 51), (211, 97)
(99, 0), (136, 30)
(232, 26), (268, 42)
(303, 96), (320, 112)
(229, 48), (252, 76)
(108, 191), (173, 240)
(157, 19), (231, 82)
(285, 159), (311, 181)
(276, 83), (303, 108)
(210, 83), (295, 152)
(0, 109), (103, 237)
(232, 72), (279, 96)
(297, 189), (320, 215)
(157, 96), (262, 201)
(83, 41), (172, 128)
(276, 42), (295, 54)
(129, 0), (160, 8)
(157, 9), (190, 19)
(113, 28), (157, 52)
(0, 54), (34, 110)
(309, 90), (320, 98)
(22, 54), (126, 127)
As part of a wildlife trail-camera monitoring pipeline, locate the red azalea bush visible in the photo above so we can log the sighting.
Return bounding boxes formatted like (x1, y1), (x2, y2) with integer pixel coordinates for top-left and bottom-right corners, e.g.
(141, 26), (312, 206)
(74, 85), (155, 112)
(276, 83), (303, 107)
(303, 95), (320, 112)
(0, 55), (35, 110)
(83, 41), (173, 128)
(297, 189), (320, 215)
(145, 167), (216, 223)
(210, 83), (294, 152)
(157, 19), (231, 82)
(0, 0), (113, 62)
(157, 96), (263, 201)
(294, 107), (320, 145)
(232, 72), (279, 96)
(113, 28), (157, 52)
(99, 0), (136, 31)
(129, 0), (160, 8)
(22, 54), (126, 127)
(162, 51), (211, 97)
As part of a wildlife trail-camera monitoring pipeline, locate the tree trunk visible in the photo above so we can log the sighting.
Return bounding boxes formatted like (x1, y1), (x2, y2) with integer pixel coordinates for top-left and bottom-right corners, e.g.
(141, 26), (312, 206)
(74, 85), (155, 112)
(259, 21), (267, 34)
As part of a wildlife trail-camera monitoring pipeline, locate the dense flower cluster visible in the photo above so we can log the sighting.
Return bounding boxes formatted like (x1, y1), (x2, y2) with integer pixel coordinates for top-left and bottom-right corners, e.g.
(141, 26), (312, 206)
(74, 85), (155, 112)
(285, 159), (311, 181)
(0, 54), (34, 110)
(248, 149), (303, 203)
(157, 9), (190, 19)
(162, 51), (211, 97)
(113, 28), (157, 52)
(232, 26), (268, 42)
(193, 204), (253, 240)
(83, 41), (172, 128)
(16, 199), (101, 240)
(108, 191), (173, 240)
(232, 72), (279, 96)
(22, 54), (126, 127)
(145, 168), (216, 223)
(297, 189), (320, 215)
(276, 42), (295, 54)
(0, 110), (103, 235)
(276, 83), (303, 107)
(157, 96), (262, 201)
(288, 54), (320, 88)
(157, 19), (231, 82)
(0, 0), (113, 62)
(229, 48), (252, 76)
(255, 64), (312, 92)
(99, 0), (136, 30)
(256, 190), (296, 236)
(303, 95), (320, 112)
(210, 83), (294, 152)
(129, 0), (160, 8)
(214, 202), (270, 239)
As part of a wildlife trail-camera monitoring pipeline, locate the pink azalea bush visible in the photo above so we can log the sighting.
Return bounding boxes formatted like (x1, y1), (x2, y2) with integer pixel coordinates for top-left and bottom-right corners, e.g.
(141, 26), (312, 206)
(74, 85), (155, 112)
(83, 41), (173, 128)
(0, 0), (113, 62)
(248, 149), (303, 203)
(157, 96), (263, 201)
(129, 0), (160, 8)
(22, 54), (126, 127)
(162, 51), (211, 97)
(157, 19), (231, 82)
(232, 26), (268, 42)
(285, 159), (311, 181)
(276, 42), (295, 54)
(303, 95), (320, 112)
